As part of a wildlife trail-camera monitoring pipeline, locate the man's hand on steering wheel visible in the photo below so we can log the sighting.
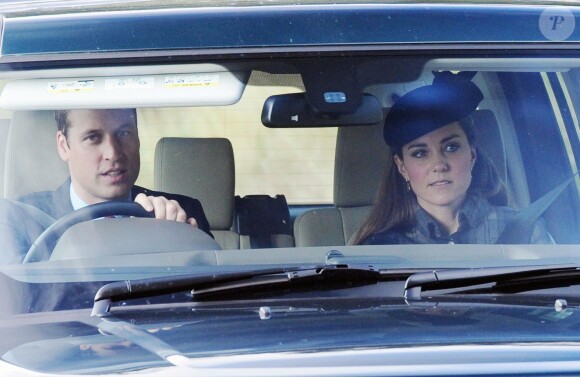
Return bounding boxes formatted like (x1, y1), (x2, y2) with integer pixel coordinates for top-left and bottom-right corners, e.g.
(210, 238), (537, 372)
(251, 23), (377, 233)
(134, 193), (199, 228)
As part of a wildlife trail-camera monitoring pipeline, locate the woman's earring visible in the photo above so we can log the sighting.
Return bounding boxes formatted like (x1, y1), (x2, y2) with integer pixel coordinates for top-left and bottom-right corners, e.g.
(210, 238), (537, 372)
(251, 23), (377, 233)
(406, 179), (411, 192)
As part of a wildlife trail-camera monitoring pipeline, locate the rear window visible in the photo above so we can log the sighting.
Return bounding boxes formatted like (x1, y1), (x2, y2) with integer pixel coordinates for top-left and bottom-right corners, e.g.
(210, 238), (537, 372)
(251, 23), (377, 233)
(136, 75), (337, 205)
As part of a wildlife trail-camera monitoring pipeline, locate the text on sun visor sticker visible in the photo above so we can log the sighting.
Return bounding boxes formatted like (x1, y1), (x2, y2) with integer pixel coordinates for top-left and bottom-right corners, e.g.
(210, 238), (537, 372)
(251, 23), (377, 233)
(47, 80), (95, 93)
(164, 74), (220, 87)
(45, 75), (221, 95)
(105, 77), (155, 90)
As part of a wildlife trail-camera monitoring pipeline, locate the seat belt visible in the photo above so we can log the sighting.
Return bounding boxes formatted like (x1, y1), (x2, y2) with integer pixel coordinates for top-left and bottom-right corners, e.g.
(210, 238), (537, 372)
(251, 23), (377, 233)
(496, 171), (578, 244)
(7, 199), (55, 229)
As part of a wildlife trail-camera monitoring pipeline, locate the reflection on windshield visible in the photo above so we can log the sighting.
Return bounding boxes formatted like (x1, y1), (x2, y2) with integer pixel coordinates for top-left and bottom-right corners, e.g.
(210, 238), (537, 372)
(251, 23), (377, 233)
(0, 62), (577, 317)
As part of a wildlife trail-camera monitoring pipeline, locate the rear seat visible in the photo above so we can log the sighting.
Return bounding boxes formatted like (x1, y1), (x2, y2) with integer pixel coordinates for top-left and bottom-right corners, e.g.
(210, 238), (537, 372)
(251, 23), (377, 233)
(154, 137), (239, 249)
(154, 137), (295, 249)
(235, 194), (294, 249)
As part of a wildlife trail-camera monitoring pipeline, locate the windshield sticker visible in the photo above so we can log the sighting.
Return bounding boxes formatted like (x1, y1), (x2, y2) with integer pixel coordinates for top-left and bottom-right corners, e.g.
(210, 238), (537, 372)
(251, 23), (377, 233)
(164, 74), (220, 88)
(539, 7), (576, 41)
(105, 77), (155, 90)
(47, 80), (94, 93)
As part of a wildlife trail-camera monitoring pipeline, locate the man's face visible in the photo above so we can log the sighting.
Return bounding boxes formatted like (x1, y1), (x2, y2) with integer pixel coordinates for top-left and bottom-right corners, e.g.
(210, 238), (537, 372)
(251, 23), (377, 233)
(56, 109), (140, 204)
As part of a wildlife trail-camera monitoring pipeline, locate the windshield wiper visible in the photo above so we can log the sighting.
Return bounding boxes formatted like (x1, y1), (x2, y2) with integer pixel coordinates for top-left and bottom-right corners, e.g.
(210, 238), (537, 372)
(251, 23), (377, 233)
(92, 266), (315, 316)
(92, 265), (419, 316)
(404, 264), (580, 300)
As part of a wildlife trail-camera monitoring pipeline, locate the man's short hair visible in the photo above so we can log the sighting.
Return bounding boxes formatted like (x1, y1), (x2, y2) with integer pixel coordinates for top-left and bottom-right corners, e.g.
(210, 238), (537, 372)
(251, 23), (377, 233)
(54, 110), (71, 137)
(54, 109), (138, 137)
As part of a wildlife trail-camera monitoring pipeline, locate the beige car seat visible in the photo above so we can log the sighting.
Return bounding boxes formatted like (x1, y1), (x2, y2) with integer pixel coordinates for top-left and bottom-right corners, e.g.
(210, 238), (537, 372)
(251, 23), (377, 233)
(4, 110), (69, 200)
(154, 137), (239, 249)
(294, 122), (389, 246)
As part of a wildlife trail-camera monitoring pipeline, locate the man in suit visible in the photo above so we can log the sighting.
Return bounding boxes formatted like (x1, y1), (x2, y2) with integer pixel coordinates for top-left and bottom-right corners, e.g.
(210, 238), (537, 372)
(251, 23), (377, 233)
(0, 108), (211, 264)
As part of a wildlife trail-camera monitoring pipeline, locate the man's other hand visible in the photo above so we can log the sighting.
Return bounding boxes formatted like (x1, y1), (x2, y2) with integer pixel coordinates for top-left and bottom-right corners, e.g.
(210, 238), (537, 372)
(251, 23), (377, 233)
(134, 193), (198, 227)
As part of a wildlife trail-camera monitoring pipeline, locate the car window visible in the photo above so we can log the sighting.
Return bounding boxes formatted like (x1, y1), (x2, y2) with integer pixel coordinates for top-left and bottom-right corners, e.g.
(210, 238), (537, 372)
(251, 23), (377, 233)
(135, 77), (337, 205)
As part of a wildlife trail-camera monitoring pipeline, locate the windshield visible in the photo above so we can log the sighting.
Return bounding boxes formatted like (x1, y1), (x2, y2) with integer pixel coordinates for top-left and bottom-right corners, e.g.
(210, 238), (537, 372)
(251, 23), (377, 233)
(1, 1), (580, 376)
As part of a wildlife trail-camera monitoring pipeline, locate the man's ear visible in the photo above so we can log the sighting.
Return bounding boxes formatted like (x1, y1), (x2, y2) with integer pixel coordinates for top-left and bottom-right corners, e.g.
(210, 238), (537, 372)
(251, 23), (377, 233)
(394, 155), (409, 181)
(56, 131), (70, 162)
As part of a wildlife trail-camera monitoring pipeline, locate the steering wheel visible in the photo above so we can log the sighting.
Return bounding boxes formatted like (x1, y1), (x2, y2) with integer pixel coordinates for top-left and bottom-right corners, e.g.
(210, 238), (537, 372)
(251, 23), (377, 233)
(23, 202), (154, 263)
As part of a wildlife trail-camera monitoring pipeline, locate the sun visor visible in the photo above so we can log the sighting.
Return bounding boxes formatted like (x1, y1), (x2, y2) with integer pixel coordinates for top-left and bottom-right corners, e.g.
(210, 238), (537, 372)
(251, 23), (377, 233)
(0, 71), (249, 110)
(261, 93), (383, 127)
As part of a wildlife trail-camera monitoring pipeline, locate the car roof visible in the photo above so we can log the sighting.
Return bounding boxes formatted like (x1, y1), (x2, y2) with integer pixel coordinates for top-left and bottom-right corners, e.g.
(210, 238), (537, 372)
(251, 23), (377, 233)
(1, 1), (580, 62)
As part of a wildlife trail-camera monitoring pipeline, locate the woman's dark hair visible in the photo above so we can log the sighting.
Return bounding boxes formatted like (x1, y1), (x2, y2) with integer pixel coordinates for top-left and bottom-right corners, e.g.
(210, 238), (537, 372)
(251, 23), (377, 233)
(350, 117), (507, 245)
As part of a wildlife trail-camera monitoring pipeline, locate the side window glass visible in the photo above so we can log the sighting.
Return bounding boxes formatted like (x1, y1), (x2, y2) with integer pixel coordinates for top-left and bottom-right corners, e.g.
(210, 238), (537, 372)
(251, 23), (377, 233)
(498, 71), (580, 243)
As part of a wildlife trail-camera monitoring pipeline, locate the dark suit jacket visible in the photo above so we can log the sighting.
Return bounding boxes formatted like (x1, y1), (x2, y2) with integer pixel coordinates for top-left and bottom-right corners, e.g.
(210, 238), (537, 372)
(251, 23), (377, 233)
(0, 178), (212, 264)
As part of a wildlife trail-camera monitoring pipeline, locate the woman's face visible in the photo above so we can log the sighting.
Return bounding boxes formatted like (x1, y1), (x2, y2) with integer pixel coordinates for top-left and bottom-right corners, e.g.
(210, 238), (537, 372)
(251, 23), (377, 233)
(394, 122), (476, 214)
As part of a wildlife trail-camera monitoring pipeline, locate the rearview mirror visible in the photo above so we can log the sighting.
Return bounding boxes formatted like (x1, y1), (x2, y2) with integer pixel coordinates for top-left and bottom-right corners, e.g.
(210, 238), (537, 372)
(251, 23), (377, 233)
(261, 93), (383, 128)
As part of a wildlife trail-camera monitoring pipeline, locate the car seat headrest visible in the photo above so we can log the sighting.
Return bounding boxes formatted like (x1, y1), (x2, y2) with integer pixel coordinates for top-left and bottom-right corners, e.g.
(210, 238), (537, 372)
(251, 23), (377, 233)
(154, 137), (235, 230)
(4, 111), (69, 200)
(334, 122), (390, 207)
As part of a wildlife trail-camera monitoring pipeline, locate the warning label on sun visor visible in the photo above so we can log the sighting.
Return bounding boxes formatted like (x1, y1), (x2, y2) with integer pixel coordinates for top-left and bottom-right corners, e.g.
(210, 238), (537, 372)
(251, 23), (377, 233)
(47, 80), (95, 93)
(105, 77), (155, 90)
(164, 74), (220, 88)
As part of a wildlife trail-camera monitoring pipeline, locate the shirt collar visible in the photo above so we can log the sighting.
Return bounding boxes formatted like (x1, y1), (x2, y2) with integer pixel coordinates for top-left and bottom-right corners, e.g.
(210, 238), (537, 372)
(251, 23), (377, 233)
(70, 182), (88, 211)
(413, 193), (491, 240)
(69, 182), (132, 210)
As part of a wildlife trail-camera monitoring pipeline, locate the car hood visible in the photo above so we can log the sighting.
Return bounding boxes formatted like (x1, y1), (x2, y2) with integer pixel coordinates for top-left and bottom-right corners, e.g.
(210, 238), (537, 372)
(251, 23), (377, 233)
(1, 295), (580, 374)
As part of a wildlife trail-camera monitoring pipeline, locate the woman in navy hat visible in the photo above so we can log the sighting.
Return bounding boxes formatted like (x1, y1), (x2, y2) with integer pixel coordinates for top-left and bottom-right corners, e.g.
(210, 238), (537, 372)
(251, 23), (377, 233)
(352, 72), (553, 245)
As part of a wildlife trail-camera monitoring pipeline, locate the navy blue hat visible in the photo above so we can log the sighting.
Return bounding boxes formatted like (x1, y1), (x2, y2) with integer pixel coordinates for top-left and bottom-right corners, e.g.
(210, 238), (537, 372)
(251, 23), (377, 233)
(383, 71), (483, 147)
